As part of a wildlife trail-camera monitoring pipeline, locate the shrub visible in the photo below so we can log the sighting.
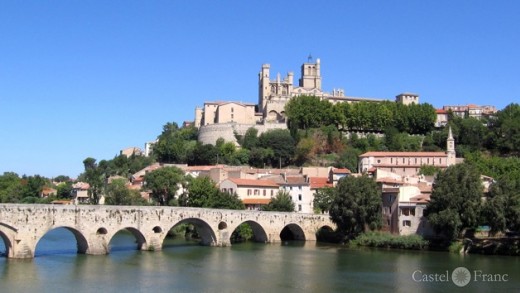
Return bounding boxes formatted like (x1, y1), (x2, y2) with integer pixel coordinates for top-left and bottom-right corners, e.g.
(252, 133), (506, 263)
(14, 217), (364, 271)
(351, 231), (428, 250)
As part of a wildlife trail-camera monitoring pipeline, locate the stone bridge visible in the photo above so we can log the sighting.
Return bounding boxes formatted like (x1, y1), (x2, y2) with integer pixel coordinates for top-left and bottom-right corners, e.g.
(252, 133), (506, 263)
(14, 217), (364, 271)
(0, 204), (335, 259)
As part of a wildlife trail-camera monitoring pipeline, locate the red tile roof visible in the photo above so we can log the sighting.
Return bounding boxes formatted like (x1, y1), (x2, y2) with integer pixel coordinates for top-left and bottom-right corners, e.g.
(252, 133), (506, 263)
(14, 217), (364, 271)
(360, 152), (447, 157)
(309, 177), (332, 189)
(228, 178), (279, 188)
(408, 194), (431, 203)
(242, 198), (271, 205)
(282, 176), (308, 185)
(376, 177), (403, 184)
(332, 168), (351, 174)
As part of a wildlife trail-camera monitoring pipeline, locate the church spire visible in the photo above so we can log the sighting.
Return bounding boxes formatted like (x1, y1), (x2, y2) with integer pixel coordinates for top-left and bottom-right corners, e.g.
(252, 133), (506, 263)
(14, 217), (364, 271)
(447, 126), (456, 166)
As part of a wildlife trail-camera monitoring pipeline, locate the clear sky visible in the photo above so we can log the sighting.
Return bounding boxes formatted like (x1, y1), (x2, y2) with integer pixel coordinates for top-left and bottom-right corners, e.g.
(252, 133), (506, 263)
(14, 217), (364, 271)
(1, 1), (519, 178)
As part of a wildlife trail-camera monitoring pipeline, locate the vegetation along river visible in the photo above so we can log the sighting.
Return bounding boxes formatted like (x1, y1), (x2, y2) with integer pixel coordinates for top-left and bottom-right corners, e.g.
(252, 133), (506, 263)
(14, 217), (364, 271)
(0, 228), (518, 292)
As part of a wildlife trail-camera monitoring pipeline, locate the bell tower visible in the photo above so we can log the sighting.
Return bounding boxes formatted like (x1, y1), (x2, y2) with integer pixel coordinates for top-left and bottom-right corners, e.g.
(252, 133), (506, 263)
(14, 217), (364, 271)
(299, 56), (321, 90)
(258, 64), (271, 113)
(446, 126), (456, 166)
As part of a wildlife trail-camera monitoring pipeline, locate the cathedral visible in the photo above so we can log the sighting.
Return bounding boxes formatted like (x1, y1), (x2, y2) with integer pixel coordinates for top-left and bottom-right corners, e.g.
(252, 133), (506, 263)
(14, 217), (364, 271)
(195, 58), (419, 144)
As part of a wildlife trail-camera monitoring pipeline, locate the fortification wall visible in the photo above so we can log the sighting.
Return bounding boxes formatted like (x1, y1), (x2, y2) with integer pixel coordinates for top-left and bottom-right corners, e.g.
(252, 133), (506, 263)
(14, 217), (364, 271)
(198, 122), (287, 145)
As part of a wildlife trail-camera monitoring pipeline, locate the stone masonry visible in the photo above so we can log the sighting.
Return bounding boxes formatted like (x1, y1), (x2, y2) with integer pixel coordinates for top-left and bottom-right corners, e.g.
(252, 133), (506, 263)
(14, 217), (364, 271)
(0, 204), (334, 259)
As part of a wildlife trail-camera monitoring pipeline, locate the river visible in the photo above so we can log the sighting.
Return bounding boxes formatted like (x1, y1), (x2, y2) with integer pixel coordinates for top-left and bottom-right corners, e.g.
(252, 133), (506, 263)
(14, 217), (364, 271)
(0, 228), (518, 292)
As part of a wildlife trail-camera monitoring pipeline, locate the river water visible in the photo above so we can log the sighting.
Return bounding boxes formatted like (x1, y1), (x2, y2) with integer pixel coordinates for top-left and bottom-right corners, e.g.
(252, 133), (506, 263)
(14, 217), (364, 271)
(0, 228), (518, 292)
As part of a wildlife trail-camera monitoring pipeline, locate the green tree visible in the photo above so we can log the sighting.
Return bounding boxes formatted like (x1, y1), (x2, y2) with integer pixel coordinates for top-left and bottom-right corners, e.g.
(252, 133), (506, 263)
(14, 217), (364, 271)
(105, 178), (148, 205)
(0, 172), (22, 203)
(490, 103), (520, 155)
(180, 176), (215, 207)
(153, 122), (197, 163)
(418, 165), (441, 176)
(285, 95), (335, 131)
(144, 166), (185, 206)
(82, 157), (105, 204)
(189, 142), (218, 165)
(453, 117), (490, 152)
(53, 175), (71, 183)
(56, 182), (73, 198)
(261, 190), (295, 212)
(482, 176), (520, 233)
(313, 187), (335, 214)
(208, 190), (245, 210)
(20, 175), (49, 199)
(241, 127), (259, 150)
(248, 147), (275, 168)
(425, 163), (483, 240)
(329, 176), (382, 237)
(258, 129), (295, 167)
(179, 176), (244, 209)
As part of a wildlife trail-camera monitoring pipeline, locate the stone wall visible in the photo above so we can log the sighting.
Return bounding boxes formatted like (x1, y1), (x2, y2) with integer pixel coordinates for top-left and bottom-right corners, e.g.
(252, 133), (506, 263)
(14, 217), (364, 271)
(198, 122), (287, 145)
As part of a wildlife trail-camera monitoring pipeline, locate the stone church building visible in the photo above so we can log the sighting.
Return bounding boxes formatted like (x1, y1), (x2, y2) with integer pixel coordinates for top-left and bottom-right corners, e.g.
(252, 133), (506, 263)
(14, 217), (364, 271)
(195, 58), (419, 145)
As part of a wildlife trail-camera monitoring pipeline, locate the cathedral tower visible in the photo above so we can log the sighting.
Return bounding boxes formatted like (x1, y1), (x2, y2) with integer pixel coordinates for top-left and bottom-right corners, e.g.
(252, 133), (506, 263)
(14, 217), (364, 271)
(258, 64), (271, 113)
(299, 57), (321, 90)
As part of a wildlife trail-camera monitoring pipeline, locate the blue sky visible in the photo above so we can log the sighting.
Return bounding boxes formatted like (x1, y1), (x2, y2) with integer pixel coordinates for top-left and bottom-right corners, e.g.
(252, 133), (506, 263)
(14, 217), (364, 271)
(1, 1), (519, 178)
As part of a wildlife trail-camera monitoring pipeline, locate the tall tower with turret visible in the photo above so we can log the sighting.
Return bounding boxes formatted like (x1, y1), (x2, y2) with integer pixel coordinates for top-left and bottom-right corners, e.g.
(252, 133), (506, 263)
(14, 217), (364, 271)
(299, 57), (322, 90)
(258, 64), (271, 113)
(447, 126), (456, 166)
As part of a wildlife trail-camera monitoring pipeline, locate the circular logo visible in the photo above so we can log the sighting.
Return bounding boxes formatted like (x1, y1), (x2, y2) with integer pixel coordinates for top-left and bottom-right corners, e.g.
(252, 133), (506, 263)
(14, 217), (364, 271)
(452, 267), (471, 287)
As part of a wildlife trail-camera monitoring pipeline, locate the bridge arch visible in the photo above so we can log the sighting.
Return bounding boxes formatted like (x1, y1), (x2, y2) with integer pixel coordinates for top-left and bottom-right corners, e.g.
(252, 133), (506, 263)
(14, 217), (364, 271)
(280, 223), (306, 241)
(229, 220), (269, 243)
(0, 223), (16, 258)
(107, 227), (147, 252)
(166, 218), (217, 246)
(34, 226), (89, 256)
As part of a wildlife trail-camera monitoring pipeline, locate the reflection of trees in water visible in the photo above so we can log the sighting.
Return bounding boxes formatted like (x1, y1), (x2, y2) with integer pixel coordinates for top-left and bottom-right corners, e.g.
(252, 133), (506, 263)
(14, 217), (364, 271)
(166, 224), (201, 243)
(231, 223), (253, 243)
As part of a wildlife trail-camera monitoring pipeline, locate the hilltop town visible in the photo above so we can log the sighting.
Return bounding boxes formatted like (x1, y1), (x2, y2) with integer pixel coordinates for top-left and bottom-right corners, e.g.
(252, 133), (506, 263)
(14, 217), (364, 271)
(1, 58), (519, 251)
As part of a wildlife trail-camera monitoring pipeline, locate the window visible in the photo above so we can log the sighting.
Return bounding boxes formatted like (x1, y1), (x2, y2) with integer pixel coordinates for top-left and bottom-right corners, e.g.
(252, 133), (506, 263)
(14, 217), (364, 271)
(271, 190), (274, 196)
(254, 189), (259, 195)
(247, 189), (252, 196)
(263, 190), (266, 196)
(231, 107), (234, 113)
(298, 205), (302, 211)
(298, 194), (302, 201)
(401, 207), (409, 216)
(401, 207), (416, 216)
(403, 220), (411, 227)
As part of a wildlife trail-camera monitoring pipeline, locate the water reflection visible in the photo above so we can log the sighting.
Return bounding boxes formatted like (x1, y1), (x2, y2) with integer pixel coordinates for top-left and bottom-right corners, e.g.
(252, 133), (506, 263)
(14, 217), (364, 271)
(0, 228), (518, 292)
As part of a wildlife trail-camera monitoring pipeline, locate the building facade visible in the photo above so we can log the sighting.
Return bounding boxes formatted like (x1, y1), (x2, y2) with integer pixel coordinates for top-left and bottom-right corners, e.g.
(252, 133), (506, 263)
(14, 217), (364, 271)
(359, 128), (457, 177)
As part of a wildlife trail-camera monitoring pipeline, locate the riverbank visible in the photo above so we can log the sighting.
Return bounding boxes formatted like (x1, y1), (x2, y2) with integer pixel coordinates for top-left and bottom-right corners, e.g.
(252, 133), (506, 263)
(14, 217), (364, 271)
(318, 230), (520, 256)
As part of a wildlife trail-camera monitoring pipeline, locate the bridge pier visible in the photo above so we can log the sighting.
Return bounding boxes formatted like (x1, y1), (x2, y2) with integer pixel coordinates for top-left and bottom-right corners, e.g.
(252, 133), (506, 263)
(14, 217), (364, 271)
(11, 239), (34, 259)
(85, 235), (109, 255)
(217, 229), (231, 247)
(142, 233), (163, 252)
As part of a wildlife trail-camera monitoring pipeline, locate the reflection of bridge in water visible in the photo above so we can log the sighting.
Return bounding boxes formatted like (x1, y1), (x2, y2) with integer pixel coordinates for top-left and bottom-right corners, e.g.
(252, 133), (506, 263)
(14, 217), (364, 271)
(0, 204), (335, 258)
